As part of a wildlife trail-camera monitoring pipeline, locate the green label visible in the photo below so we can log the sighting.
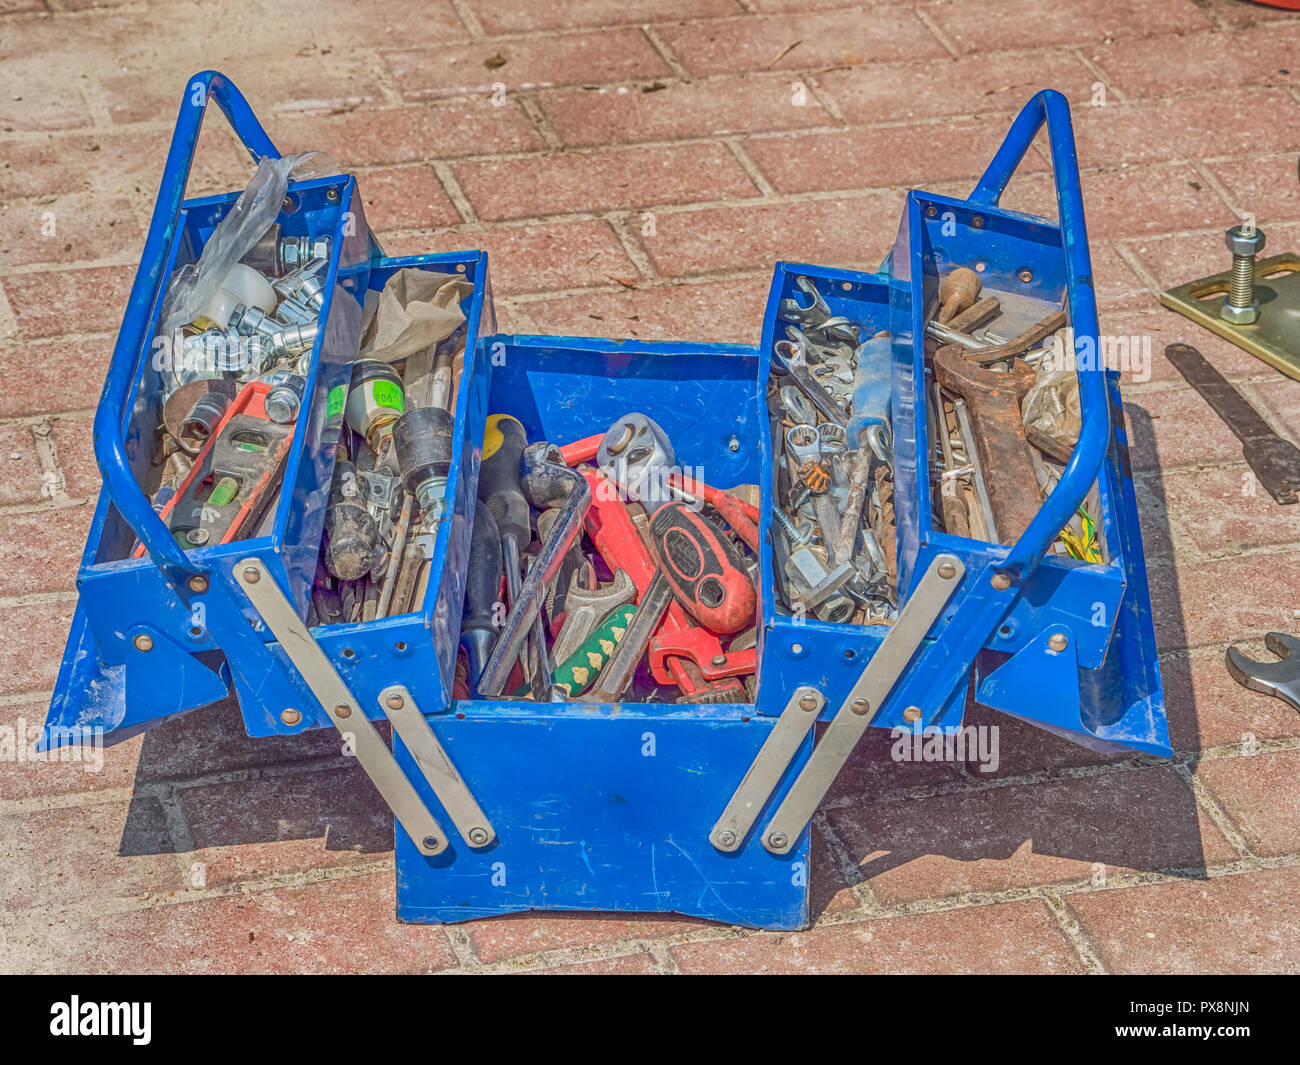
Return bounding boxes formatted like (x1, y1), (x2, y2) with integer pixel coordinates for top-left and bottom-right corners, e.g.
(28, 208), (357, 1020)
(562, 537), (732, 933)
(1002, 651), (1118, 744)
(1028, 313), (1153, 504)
(326, 384), (346, 419)
(371, 379), (405, 413)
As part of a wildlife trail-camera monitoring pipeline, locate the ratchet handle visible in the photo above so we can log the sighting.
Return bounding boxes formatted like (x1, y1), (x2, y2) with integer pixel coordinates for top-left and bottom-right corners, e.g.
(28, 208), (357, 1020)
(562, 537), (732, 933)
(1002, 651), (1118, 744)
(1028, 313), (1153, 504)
(649, 503), (756, 635)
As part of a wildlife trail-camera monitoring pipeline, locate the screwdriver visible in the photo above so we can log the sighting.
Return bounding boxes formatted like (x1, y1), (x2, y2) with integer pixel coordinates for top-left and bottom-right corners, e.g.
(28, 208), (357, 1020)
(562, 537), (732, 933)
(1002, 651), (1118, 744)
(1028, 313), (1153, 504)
(461, 499), (502, 695)
(477, 414), (536, 688)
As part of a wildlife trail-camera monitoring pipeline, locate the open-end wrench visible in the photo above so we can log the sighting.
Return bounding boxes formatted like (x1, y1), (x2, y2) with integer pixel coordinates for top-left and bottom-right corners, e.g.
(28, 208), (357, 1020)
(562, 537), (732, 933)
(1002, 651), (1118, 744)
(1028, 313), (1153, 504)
(551, 568), (635, 665)
(1226, 633), (1300, 712)
(1166, 343), (1300, 504)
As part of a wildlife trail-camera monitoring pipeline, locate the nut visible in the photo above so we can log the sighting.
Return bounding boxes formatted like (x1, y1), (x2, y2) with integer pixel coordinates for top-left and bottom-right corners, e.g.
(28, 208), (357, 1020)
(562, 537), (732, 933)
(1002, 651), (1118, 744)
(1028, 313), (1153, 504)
(1225, 225), (1265, 258)
(1220, 299), (1261, 326)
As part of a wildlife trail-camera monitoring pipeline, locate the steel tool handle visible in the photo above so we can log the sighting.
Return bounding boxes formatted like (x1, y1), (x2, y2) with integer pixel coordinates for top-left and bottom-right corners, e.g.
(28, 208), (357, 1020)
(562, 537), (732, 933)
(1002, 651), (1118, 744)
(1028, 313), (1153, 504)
(94, 71), (281, 586)
(969, 89), (1110, 576)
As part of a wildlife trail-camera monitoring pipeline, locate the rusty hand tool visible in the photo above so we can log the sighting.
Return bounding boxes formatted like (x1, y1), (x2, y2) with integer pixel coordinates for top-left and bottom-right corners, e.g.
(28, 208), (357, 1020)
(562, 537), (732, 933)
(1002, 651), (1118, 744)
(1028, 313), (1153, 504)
(968, 309), (1068, 365)
(947, 295), (1002, 335)
(936, 267), (982, 324)
(933, 343), (1043, 542)
(1166, 343), (1300, 504)
(1226, 633), (1300, 712)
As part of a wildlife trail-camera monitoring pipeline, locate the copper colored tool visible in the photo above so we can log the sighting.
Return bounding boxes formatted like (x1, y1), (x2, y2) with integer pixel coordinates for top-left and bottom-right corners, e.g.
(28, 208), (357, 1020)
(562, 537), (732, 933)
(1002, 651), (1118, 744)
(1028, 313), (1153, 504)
(968, 309), (1067, 365)
(933, 344), (1043, 542)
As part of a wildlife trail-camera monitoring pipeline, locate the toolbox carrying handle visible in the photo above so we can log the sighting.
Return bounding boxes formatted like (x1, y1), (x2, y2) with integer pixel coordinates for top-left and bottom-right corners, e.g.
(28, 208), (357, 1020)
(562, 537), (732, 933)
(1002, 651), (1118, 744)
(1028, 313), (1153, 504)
(969, 90), (1110, 576)
(93, 71), (281, 586)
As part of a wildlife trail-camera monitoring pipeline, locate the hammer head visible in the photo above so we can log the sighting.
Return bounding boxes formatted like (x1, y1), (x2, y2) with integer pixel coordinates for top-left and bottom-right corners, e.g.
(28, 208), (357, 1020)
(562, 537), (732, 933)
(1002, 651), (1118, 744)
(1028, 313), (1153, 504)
(1225, 632), (1300, 711)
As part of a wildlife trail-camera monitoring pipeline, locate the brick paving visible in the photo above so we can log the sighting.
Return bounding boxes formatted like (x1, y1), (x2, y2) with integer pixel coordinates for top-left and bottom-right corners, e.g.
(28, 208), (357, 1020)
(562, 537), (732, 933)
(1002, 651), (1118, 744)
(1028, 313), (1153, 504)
(1, 0), (1298, 974)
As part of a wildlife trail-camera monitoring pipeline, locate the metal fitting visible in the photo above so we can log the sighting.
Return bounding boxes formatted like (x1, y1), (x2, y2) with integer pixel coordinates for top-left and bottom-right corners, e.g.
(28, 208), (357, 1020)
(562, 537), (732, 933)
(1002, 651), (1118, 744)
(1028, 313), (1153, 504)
(1221, 224), (1266, 326)
(228, 302), (279, 339)
(269, 321), (319, 357)
(279, 235), (330, 273)
(274, 295), (317, 326)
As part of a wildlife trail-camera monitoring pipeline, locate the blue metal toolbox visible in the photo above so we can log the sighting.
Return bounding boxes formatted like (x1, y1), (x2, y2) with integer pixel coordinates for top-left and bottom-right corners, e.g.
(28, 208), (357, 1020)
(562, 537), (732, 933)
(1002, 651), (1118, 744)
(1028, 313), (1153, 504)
(44, 75), (1167, 931)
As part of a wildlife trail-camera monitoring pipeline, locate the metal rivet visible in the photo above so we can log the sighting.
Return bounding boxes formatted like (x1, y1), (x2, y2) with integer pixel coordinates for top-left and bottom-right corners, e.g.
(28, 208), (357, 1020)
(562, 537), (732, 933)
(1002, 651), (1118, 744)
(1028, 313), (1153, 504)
(798, 691), (820, 712)
(971, 215), (985, 229)
(187, 528), (210, 546)
(717, 830), (737, 848)
(280, 708), (302, 726)
(242, 566), (261, 584)
(188, 575), (209, 593)
(728, 438), (740, 453)
(468, 827), (489, 846)
(712, 654), (727, 667)
(925, 205), (938, 218)
(423, 836), (440, 850)
(903, 706), (922, 723)
(282, 196), (294, 210)
(991, 572), (1012, 591)
(334, 703), (352, 719)
(851, 698), (870, 716)
(791, 643), (803, 655)
(1048, 632), (1068, 652)
(325, 187), (339, 202)
(386, 693), (405, 710)
(841, 281), (852, 291)
(1019, 268), (1033, 283)
(937, 562), (957, 579)
(767, 832), (788, 849)
(132, 634), (153, 652)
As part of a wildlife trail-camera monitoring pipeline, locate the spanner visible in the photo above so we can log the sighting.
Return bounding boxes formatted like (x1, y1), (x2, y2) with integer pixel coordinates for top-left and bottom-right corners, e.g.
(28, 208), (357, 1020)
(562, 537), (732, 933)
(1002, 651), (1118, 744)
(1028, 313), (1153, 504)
(551, 569), (636, 665)
(1226, 633), (1300, 712)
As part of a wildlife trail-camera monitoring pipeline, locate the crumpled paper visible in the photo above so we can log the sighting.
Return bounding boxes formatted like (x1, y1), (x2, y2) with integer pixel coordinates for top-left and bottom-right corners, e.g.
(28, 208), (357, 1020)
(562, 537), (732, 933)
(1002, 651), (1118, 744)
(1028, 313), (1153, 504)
(360, 268), (472, 364)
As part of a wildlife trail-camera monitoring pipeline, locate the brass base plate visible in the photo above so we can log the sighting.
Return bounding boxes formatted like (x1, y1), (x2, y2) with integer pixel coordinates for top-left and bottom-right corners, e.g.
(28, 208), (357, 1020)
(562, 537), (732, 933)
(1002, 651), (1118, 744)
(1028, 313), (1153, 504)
(1160, 252), (1300, 381)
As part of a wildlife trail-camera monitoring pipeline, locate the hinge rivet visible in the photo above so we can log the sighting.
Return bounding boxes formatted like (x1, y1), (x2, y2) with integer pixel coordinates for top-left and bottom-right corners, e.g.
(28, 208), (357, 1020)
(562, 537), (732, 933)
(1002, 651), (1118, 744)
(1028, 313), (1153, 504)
(798, 691), (820, 712)
(991, 572), (1012, 590)
(280, 708), (302, 726)
(938, 562), (957, 579)
(386, 693), (405, 710)
(188, 575), (209, 593)
(1048, 633), (1069, 652)
(767, 832), (788, 849)
(133, 634), (153, 652)
(242, 566), (261, 584)
(334, 703), (352, 719)
(717, 830), (737, 848)
(468, 828), (489, 845)
(903, 706), (922, 723)
(851, 698), (870, 716)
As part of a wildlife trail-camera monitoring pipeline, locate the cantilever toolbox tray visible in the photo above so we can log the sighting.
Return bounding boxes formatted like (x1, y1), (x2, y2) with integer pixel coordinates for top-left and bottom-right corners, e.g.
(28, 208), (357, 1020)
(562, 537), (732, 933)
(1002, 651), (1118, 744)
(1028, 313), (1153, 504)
(46, 76), (1166, 930)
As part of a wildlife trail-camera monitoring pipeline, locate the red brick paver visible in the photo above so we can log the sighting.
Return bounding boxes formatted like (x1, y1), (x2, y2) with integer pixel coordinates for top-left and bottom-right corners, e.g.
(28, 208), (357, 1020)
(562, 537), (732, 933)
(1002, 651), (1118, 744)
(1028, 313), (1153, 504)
(1, 0), (1298, 975)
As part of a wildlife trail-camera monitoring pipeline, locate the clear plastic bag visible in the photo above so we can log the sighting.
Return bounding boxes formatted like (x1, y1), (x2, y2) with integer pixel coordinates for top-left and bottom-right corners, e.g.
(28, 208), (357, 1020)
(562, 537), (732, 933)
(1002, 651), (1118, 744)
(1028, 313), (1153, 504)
(1022, 366), (1081, 450)
(160, 151), (340, 336)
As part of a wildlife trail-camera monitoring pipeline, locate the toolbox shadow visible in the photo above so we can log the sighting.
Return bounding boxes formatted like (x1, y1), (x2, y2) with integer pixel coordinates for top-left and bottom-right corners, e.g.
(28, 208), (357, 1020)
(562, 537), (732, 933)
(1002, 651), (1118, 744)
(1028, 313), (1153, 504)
(813, 405), (1206, 919)
(119, 697), (393, 858)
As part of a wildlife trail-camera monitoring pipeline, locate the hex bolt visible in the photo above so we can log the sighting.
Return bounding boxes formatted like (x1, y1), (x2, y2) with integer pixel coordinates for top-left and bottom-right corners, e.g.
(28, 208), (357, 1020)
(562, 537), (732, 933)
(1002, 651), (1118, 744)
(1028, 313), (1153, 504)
(280, 708), (302, 726)
(188, 575), (209, 594)
(716, 830), (737, 848)
(132, 633), (154, 652)
(386, 692), (405, 710)
(468, 827), (490, 846)
(1048, 632), (1069, 653)
(1221, 225), (1266, 326)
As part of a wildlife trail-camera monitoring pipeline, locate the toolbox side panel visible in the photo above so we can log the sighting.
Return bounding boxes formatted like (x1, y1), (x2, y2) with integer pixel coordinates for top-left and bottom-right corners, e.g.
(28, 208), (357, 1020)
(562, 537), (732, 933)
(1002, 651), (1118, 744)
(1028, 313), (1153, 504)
(394, 710), (811, 929)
